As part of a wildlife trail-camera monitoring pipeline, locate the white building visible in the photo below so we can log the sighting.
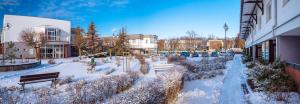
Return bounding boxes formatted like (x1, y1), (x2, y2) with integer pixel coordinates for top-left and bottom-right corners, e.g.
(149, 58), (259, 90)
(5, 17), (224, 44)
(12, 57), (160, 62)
(240, 0), (300, 63)
(1, 15), (71, 59)
(127, 34), (158, 54)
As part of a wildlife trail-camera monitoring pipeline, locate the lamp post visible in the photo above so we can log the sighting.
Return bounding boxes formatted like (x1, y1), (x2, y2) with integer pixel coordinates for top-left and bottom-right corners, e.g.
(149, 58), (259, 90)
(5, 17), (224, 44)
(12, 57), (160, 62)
(223, 23), (229, 51)
(2, 23), (12, 64)
(223, 23), (229, 61)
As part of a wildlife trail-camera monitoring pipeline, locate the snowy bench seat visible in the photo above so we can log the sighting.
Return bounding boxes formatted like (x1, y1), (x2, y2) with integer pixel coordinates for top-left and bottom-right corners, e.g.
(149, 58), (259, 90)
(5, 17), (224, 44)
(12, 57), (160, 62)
(153, 64), (174, 75)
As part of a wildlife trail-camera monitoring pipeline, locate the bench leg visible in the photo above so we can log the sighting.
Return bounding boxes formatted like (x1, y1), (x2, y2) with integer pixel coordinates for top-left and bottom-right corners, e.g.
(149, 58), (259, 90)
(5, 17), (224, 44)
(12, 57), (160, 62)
(21, 84), (25, 92)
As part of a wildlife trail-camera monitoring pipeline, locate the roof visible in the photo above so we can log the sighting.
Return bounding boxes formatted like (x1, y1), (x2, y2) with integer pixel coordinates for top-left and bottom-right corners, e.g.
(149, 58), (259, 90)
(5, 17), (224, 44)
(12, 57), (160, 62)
(239, 0), (263, 39)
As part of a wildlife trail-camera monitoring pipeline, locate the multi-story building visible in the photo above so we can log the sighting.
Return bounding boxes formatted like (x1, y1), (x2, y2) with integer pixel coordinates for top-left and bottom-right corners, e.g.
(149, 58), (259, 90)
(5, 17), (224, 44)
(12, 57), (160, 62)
(1, 15), (71, 59)
(241, 0), (300, 63)
(240, 0), (300, 90)
(102, 34), (158, 54)
(127, 34), (158, 54)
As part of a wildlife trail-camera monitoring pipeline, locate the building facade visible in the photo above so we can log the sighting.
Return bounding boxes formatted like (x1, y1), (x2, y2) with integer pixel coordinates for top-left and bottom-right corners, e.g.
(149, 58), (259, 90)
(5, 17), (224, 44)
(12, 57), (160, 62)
(1, 15), (71, 59)
(240, 0), (300, 91)
(240, 0), (300, 63)
(127, 34), (158, 54)
(102, 34), (158, 54)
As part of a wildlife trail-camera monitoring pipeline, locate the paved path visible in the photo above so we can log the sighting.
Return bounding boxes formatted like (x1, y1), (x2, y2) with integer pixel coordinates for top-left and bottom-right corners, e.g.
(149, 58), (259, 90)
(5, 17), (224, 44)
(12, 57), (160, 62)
(219, 55), (246, 104)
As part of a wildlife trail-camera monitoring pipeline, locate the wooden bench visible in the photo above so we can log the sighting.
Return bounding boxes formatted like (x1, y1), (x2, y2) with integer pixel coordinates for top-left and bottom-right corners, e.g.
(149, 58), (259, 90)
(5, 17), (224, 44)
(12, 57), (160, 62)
(153, 64), (174, 75)
(19, 72), (60, 90)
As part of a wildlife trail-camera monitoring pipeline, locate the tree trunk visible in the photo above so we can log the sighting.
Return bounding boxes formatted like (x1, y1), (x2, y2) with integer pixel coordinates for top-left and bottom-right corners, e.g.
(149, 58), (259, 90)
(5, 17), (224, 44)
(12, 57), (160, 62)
(78, 48), (82, 56)
(109, 48), (112, 59)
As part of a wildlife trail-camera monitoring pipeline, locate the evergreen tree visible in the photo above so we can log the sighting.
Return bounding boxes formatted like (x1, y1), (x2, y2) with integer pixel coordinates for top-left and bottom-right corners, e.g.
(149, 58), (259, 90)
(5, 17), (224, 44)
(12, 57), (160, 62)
(114, 27), (129, 55)
(85, 21), (102, 54)
(6, 41), (17, 63)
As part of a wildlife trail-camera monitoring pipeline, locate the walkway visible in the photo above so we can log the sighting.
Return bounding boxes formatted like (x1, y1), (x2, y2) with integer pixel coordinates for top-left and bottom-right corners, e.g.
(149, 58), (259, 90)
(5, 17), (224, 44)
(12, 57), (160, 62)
(219, 55), (246, 104)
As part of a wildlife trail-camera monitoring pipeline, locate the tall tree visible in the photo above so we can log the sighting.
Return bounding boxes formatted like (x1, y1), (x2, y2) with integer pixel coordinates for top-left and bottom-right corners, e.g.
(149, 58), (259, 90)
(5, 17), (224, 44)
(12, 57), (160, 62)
(74, 26), (84, 56)
(114, 27), (129, 55)
(234, 37), (245, 48)
(20, 28), (47, 59)
(157, 40), (165, 51)
(186, 30), (198, 51)
(87, 21), (97, 54)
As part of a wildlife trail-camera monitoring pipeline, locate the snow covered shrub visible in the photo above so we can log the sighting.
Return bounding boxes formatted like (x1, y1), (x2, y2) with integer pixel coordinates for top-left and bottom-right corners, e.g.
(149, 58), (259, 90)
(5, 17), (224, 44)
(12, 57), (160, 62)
(58, 75), (74, 85)
(180, 57), (226, 80)
(105, 68), (116, 75)
(167, 56), (186, 63)
(0, 86), (21, 104)
(48, 59), (56, 64)
(246, 62), (256, 68)
(151, 56), (158, 62)
(159, 71), (183, 103)
(106, 71), (183, 104)
(140, 62), (149, 74)
(242, 55), (252, 63)
(106, 79), (166, 104)
(115, 56), (121, 67)
(248, 61), (297, 93)
(64, 73), (139, 103)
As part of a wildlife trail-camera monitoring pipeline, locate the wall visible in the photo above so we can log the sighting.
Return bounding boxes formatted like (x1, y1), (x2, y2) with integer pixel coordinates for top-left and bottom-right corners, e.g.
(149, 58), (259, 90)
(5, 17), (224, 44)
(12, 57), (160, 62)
(2, 15), (71, 43)
(277, 36), (300, 63)
(245, 0), (300, 47)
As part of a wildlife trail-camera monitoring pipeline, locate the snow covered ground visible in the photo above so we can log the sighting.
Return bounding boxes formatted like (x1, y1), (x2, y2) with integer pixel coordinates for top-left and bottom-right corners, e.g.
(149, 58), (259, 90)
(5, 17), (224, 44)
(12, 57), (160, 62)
(0, 56), (141, 87)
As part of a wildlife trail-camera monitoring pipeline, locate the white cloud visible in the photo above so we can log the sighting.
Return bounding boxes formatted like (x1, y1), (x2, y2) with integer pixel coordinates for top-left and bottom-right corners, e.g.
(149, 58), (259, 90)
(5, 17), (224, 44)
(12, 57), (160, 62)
(0, 0), (19, 10)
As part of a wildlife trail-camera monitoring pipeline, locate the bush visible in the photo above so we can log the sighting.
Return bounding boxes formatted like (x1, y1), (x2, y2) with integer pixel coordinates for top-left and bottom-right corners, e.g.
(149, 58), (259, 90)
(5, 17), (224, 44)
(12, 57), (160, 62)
(180, 57), (226, 80)
(167, 56), (186, 63)
(247, 61), (297, 93)
(106, 71), (183, 104)
(246, 62), (256, 68)
(58, 75), (74, 85)
(140, 62), (149, 74)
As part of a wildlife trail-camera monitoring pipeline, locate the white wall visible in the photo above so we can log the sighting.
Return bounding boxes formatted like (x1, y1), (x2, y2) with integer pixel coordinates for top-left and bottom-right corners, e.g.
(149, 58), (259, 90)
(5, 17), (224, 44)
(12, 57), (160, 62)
(245, 0), (300, 47)
(2, 15), (71, 43)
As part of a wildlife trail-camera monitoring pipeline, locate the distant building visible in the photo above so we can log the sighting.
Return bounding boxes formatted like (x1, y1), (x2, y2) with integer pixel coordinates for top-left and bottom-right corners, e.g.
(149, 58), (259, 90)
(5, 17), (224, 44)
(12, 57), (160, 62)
(127, 34), (158, 54)
(207, 40), (223, 52)
(1, 15), (71, 59)
(102, 34), (158, 54)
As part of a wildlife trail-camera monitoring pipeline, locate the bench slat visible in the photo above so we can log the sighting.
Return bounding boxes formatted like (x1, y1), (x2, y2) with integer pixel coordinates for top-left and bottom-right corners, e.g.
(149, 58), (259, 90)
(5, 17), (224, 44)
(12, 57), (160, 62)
(20, 72), (59, 82)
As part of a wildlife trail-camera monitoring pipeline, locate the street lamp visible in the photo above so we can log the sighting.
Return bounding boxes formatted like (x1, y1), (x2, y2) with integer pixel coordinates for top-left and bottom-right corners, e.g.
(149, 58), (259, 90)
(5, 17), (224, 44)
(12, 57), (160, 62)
(1, 23), (12, 64)
(223, 23), (229, 51)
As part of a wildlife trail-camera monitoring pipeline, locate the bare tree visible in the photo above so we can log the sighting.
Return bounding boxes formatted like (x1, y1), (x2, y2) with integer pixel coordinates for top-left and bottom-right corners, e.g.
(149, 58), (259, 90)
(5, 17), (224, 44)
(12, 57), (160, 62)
(169, 38), (179, 52)
(74, 27), (84, 56)
(186, 30), (198, 52)
(20, 28), (47, 59)
(157, 40), (165, 51)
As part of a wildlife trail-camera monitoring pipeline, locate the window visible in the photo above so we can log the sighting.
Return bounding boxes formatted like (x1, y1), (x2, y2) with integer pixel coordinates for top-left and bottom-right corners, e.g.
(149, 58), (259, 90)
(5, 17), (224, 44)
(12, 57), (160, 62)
(266, 1), (272, 22)
(283, 0), (289, 7)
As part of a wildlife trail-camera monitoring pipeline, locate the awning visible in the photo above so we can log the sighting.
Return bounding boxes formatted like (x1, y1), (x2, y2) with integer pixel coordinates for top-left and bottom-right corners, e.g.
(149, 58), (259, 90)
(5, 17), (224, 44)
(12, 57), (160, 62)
(239, 0), (264, 39)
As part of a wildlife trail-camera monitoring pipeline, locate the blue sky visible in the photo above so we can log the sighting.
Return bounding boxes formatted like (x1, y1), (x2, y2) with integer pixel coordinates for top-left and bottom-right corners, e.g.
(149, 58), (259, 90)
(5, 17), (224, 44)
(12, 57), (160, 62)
(0, 0), (240, 39)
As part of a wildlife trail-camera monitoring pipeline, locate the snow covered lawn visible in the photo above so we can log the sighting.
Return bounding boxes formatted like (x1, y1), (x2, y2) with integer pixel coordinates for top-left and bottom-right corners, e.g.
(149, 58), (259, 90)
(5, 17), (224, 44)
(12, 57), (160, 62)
(0, 56), (141, 87)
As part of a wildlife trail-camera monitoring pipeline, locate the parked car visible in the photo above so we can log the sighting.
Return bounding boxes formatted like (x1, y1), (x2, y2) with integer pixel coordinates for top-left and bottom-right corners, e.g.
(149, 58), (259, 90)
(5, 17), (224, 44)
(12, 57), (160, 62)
(202, 52), (209, 57)
(211, 52), (219, 57)
(180, 52), (190, 57)
(219, 51), (226, 56)
(192, 53), (199, 57)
